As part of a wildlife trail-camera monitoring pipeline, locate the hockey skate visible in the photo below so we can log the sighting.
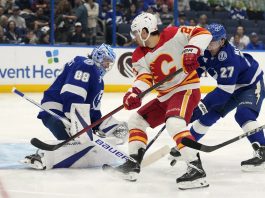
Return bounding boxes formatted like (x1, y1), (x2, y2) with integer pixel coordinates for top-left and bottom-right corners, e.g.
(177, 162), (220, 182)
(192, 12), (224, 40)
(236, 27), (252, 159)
(176, 153), (209, 190)
(102, 148), (145, 181)
(20, 151), (46, 170)
(241, 143), (265, 171)
(168, 146), (182, 166)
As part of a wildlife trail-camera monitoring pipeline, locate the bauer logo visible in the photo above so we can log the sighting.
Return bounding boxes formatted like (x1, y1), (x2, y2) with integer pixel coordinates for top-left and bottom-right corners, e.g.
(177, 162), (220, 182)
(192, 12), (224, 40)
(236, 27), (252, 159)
(46, 49), (59, 64)
(95, 139), (129, 161)
(117, 52), (134, 78)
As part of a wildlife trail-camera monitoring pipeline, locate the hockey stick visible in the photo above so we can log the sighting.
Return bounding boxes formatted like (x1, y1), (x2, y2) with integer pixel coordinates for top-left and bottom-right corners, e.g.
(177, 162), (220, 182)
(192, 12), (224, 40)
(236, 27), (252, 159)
(103, 125), (167, 171)
(17, 68), (183, 151)
(181, 124), (265, 152)
(141, 125), (167, 167)
(146, 125), (166, 150)
(13, 87), (138, 163)
(13, 88), (167, 164)
(12, 88), (71, 127)
(141, 145), (170, 167)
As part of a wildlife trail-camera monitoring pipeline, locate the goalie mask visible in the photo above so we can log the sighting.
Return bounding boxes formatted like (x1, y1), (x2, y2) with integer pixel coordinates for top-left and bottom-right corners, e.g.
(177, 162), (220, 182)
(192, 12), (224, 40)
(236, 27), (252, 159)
(91, 44), (116, 76)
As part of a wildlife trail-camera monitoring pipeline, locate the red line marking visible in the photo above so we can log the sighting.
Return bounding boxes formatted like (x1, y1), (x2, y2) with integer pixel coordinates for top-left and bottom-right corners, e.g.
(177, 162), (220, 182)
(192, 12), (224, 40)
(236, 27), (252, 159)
(0, 178), (9, 198)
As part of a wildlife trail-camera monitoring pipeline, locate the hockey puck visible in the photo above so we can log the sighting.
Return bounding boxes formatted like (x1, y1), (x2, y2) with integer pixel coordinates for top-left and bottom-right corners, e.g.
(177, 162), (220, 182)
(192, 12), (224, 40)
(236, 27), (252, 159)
(170, 159), (176, 166)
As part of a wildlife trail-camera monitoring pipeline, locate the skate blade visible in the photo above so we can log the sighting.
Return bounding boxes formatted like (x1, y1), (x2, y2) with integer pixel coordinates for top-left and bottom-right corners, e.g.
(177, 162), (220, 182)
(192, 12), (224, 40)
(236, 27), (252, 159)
(177, 178), (209, 190)
(102, 164), (138, 181)
(241, 163), (265, 172)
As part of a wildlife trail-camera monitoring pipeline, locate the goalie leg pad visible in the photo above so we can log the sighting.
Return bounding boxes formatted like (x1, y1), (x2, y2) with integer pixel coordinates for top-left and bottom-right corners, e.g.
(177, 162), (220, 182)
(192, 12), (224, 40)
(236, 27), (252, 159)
(21, 139), (123, 169)
(69, 103), (92, 143)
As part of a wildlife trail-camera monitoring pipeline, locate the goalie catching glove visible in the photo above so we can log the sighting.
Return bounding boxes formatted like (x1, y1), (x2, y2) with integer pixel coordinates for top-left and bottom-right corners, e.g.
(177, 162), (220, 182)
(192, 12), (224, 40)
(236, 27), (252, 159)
(97, 116), (129, 145)
(182, 45), (201, 73)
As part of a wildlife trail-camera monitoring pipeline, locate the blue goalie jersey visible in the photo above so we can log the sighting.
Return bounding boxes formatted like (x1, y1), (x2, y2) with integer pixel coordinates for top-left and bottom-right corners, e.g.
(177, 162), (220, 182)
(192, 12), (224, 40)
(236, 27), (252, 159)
(38, 56), (104, 123)
(197, 43), (263, 109)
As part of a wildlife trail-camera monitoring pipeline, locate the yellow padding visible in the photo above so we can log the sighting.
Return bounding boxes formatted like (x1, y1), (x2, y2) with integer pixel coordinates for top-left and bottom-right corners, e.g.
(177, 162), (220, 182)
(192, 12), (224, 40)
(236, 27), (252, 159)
(129, 136), (147, 145)
(0, 84), (216, 93)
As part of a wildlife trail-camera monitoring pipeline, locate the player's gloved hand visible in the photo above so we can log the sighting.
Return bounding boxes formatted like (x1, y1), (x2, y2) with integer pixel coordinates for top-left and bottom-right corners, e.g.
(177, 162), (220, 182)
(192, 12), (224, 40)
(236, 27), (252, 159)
(182, 45), (201, 73)
(190, 100), (208, 123)
(168, 146), (182, 166)
(123, 87), (142, 110)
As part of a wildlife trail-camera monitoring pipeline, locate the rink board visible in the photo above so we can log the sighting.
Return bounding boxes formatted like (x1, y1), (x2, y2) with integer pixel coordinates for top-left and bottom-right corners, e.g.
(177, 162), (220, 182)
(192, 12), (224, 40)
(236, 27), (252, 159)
(0, 45), (264, 93)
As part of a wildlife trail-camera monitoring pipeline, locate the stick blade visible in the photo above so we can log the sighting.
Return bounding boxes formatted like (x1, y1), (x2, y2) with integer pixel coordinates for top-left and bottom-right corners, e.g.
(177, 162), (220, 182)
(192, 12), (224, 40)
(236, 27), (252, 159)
(181, 138), (216, 153)
(181, 137), (203, 151)
(30, 138), (57, 151)
(141, 145), (170, 168)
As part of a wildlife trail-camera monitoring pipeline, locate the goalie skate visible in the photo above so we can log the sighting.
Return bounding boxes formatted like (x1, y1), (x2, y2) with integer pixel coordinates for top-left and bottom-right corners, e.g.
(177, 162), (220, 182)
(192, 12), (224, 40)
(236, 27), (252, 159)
(20, 152), (46, 170)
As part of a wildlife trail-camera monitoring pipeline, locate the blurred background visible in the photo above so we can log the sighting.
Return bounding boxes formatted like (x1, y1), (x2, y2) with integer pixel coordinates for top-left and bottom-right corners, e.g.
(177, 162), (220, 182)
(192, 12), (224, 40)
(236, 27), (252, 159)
(0, 0), (265, 93)
(0, 0), (264, 49)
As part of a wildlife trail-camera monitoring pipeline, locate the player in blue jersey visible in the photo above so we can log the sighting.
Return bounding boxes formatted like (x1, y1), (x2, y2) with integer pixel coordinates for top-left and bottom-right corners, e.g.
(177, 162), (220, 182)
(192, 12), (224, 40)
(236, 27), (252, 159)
(170, 24), (265, 171)
(21, 44), (129, 170)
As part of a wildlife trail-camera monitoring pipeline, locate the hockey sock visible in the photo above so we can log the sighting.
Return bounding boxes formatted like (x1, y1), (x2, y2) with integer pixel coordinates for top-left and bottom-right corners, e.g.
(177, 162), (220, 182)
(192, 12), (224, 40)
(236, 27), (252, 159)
(235, 108), (265, 146)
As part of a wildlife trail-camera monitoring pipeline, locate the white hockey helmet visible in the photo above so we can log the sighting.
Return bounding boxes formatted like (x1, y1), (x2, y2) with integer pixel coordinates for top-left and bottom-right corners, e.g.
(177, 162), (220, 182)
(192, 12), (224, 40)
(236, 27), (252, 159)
(130, 12), (158, 43)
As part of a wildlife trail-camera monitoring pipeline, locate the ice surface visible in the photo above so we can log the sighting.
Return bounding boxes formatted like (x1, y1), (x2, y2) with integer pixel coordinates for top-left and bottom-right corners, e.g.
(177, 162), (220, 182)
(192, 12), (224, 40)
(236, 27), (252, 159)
(0, 93), (264, 198)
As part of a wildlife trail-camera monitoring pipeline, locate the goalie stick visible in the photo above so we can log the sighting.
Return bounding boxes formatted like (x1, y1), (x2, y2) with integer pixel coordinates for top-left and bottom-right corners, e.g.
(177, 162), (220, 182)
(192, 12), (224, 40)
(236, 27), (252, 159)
(102, 125), (167, 172)
(20, 68), (183, 151)
(140, 125), (168, 167)
(12, 87), (71, 127)
(13, 88), (169, 167)
(13, 87), (139, 163)
(181, 124), (265, 152)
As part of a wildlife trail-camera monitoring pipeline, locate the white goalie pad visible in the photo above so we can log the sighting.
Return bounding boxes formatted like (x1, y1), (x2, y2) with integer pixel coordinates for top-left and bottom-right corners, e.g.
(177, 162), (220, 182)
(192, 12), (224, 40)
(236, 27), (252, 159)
(69, 103), (92, 143)
(20, 138), (123, 170)
(69, 104), (128, 145)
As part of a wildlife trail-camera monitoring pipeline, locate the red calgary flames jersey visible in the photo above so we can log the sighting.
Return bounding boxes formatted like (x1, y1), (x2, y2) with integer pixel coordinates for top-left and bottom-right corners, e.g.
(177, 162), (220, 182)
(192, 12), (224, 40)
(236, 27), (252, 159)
(131, 26), (212, 102)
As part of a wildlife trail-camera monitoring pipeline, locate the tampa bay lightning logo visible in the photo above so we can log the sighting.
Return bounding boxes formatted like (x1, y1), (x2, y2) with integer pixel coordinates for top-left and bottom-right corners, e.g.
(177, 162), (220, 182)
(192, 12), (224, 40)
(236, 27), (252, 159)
(93, 90), (103, 110)
(218, 51), (227, 61)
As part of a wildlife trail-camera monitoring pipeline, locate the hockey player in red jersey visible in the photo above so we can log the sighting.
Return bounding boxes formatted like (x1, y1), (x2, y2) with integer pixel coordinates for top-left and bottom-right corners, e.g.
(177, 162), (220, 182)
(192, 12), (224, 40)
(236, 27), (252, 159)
(107, 12), (212, 189)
